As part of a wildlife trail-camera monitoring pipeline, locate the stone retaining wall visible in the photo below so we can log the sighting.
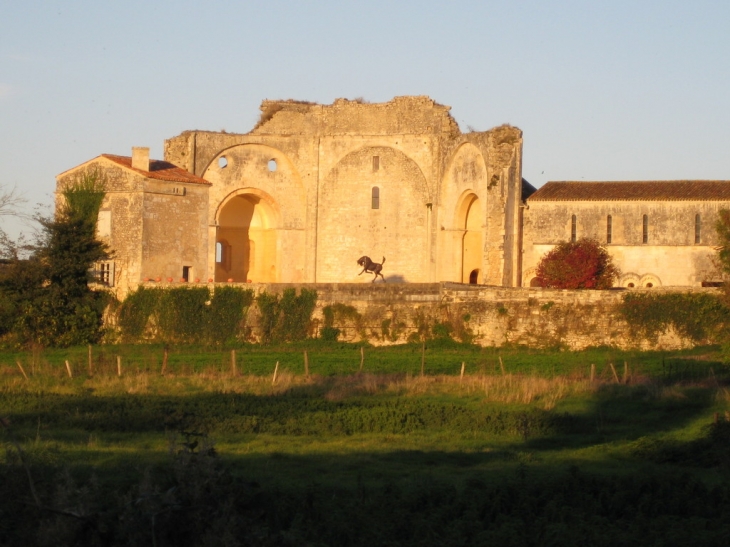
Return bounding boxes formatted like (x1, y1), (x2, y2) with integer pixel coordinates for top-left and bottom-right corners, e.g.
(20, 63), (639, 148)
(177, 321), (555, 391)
(229, 282), (719, 350)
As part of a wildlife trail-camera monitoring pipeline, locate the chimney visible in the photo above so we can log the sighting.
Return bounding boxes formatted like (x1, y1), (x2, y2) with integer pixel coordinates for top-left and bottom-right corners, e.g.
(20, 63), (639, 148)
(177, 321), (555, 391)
(131, 147), (150, 171)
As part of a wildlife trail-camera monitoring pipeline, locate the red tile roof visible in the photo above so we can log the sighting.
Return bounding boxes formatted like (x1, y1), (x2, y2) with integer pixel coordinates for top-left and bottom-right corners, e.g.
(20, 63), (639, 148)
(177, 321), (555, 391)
(528, 181), (730, 202)
(101, 154), (211, 185)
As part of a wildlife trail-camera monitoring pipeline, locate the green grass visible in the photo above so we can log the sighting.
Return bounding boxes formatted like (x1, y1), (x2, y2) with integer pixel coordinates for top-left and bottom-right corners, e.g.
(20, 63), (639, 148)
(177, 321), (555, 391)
(1, 342), (729, 545)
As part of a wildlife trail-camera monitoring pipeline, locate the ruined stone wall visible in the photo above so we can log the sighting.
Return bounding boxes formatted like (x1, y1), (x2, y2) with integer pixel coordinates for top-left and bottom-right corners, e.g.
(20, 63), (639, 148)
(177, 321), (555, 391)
(164, 97), (525, 287)
(225, 282), (713, 350)
(523, 200), (727, 287)
(252, 96), (460, 136)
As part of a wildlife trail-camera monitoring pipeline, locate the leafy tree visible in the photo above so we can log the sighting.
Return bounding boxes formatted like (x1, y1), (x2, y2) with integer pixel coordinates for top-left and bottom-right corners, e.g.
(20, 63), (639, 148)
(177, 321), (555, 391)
(0, 169), (110, 346)
(534, 238), (620, 289)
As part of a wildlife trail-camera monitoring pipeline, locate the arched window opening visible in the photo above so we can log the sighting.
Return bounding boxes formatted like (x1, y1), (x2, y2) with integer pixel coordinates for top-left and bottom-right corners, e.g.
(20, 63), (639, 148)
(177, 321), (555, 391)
(571, 215), (577, 242)
(215, 242), (223, 263)
(642, 215), (648, 244)
(372, 156), (380, 172)
(695, 214), (701, 244)
(646, 282), (653, 288)
(371, 186), (380, 209)
(606, 215), (612, 244)
(469, 269), (479, 284)
(627, 282), (635, 288)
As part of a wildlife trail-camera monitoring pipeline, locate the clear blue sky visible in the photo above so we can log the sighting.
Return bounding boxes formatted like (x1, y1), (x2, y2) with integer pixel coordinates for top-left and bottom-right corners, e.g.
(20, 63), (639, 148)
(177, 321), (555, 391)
(2, 0), (729, 237)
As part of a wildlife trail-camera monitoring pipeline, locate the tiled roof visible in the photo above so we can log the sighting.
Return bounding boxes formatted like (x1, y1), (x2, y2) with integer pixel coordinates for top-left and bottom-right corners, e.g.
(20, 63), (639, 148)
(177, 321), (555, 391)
(528, 181), (730, 202)
(101, 154), (211, 185)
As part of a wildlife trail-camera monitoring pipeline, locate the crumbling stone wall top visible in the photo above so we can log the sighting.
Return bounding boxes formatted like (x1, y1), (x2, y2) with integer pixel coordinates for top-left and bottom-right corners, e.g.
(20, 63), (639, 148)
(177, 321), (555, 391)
(251, 95), (461, 136)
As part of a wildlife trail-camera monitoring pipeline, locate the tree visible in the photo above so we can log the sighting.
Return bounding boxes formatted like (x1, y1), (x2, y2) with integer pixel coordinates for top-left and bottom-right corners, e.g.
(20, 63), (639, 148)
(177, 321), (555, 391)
(0, 169), (110, 346)
(534, 238), (620, 289)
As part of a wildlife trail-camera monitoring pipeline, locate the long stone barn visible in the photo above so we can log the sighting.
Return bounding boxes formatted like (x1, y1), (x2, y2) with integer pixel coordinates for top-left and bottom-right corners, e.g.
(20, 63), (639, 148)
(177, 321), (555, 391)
(55, 95), (729, 296)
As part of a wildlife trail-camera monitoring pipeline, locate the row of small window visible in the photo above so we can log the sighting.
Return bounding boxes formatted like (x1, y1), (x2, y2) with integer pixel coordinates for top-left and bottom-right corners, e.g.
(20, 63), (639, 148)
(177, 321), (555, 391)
(570, 214), (702, 244)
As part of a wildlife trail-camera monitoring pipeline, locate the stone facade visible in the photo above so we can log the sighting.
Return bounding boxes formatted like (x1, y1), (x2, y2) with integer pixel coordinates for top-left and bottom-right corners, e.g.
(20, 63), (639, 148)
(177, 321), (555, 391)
(56, 97), (730, 299)
(59, 96), (525, 296)
(55, 149), (211, 296)
(522, 181), (730, 288)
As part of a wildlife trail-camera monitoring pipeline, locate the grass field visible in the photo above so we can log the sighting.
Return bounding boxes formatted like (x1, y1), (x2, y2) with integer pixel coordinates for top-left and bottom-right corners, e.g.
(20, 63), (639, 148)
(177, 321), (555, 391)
(2, 341), (729, 545)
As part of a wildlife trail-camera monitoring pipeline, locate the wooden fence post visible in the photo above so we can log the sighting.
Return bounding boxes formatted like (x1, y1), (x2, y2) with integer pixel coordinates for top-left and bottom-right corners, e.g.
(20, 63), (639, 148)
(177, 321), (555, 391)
(117, 356), (122, 377)
(590, 363), (595, 383)
(420, 341), (425, 377)
(499, 356), (506, 376)
(304, 350), (310, 378)
(64, 360), (73, 379)
(272, 361), (279, 385)
(15, 361), (29, 381)
(460, 362), (465, 385)
(161, 346), (169, 375)
(231, 349), (237, 376)
(359, 346), (364, 373)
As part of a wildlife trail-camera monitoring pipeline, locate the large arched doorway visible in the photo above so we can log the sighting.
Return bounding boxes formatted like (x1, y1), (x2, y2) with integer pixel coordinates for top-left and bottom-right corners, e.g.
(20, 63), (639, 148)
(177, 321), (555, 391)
(462, 195), (482, 283)
(215, 193), (278, 282)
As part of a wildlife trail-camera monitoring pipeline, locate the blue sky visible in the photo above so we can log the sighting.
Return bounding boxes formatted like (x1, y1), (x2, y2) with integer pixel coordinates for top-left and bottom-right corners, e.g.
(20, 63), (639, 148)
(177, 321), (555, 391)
(1, 0), (729, 237)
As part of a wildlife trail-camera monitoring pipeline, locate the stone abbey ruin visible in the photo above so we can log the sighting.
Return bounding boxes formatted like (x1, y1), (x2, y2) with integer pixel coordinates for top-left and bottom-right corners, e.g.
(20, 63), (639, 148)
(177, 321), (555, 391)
(57, 95), (728, 297)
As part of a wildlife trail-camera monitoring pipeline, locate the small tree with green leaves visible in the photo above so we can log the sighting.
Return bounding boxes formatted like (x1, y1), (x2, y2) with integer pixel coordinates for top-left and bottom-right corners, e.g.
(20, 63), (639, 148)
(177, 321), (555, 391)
(534, 238), (620, 289)
(0, 169), (110, 346)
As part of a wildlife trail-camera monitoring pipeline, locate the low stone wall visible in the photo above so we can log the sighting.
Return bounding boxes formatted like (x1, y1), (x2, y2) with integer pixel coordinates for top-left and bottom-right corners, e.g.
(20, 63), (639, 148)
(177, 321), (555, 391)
(237, 282), (720, 350)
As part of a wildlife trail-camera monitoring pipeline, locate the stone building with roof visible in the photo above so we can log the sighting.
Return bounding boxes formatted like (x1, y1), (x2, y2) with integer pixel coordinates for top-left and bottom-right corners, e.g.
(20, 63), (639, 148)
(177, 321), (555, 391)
(57, 96), (525, 296)
(56, 96), (729, 295)
(522, 181), (729, 288)
(55, 149), (211, 296)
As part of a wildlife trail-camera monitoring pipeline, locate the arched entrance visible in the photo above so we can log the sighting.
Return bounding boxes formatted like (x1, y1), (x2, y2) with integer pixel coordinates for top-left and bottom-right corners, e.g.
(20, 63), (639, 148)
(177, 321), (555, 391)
(461, 195), (482, 283)
(215, 192), (278, 282)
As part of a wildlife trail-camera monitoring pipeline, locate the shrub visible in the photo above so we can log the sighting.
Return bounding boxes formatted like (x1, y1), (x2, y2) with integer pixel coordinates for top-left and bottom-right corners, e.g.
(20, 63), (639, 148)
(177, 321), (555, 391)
(256, 288), (317, 343)
(535, 238), (620, 289)
(116, 286), (253, 344)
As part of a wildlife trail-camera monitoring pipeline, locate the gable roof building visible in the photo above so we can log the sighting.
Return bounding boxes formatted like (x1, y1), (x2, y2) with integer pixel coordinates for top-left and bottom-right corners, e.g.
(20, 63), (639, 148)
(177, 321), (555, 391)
(523, 180), (730, 288)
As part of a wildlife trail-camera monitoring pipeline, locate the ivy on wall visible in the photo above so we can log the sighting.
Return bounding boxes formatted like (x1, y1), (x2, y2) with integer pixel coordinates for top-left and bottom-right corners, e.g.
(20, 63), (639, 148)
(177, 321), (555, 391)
(321, 303), (362, 341)
(116, 286), (254, 344)
(619, 292), (730, 343)
(256, 288), (317, 343)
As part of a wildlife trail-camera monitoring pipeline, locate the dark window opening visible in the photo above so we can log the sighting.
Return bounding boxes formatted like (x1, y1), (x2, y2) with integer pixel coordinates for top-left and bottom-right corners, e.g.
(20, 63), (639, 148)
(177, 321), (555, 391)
(642, 215), (648, 244)
(606, 215), (612, 244)
(571, 215), (576, 242)
(92, 262), (114, 287)
(182, 266), (190, 282)
(372, 186), (380, 209)
(695, 214), (701, 244)
(627, 282), (635, 288)
(645, 282), (653, 288)
(373, 156), (380, 172)
(469, 269), (479, 284)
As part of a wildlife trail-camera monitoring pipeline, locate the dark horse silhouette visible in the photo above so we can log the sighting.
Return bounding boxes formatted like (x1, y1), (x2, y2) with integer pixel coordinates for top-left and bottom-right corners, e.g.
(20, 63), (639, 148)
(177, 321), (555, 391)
(357, 256), (386, 282)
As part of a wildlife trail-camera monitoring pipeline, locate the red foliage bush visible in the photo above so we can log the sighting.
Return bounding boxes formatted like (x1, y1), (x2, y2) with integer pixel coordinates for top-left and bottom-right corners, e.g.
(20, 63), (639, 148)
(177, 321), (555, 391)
(534, 238), (620, 289)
